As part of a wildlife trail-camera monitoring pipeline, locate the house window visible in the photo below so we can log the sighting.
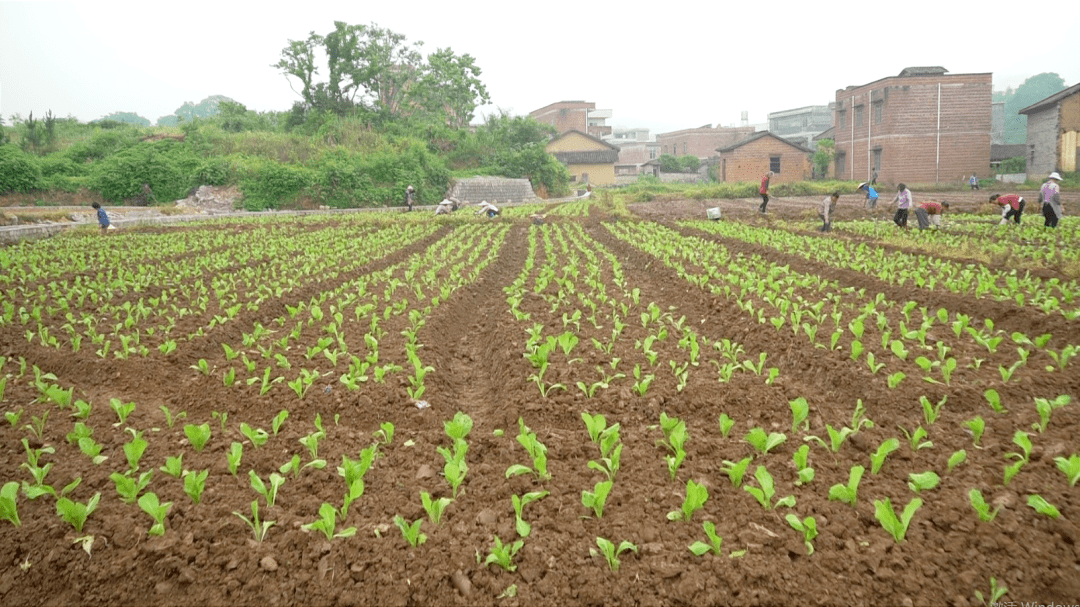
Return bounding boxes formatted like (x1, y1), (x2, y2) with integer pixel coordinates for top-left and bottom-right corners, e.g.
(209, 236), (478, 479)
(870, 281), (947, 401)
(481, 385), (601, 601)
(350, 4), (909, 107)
(769, 156), (781, 174)
(837, 110), (847, 130)
(873, 101), (883, 124)
(649, 148), (656, 159)
(873, 147), (882, 172)
(855, 105), (864, 127)
(836, 152), (846, 179)
(683, 142), (687, 154)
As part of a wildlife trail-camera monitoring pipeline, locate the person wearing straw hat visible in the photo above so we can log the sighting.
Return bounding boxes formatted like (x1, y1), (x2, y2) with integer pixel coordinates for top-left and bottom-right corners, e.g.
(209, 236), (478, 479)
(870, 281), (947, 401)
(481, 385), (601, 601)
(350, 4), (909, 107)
(404, 185), (415, 212)
(1039, 172), (1064, 228)
(858, 182), (879, 209)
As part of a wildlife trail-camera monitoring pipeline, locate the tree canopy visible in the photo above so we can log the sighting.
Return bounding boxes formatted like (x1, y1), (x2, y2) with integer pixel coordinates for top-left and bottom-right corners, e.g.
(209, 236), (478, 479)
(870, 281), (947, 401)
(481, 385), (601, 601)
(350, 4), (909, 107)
(994, 72), (1067, 144)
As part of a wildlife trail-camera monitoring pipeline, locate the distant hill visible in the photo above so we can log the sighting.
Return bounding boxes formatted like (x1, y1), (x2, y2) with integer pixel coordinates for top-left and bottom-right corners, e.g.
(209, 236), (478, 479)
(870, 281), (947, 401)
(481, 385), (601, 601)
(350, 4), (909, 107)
(156, 95), (236, 126)
(94, 111), (151, 126)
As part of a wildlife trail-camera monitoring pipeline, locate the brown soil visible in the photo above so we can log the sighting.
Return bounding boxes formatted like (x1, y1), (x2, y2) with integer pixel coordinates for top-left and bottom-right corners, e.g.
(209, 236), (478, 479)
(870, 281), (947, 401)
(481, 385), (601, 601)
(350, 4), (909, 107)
(0, 205), (1077, 606)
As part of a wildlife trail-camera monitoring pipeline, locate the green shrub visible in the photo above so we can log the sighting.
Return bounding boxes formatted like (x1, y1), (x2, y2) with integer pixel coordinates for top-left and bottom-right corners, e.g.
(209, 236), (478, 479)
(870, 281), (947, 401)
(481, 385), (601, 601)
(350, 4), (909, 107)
(90, 140), (195, 202)
(239, 160), (316, 210)
(0, 145), (42, 193)
(194, 156), (237, 186)
(64, 129), (140, 164)
(999, 156), (1025, 174)
(38, 154), (85, 178)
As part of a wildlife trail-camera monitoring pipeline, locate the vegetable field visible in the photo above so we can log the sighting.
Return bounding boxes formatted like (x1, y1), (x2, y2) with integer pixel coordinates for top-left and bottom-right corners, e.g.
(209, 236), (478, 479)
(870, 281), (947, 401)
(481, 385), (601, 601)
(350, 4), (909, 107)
(1, 201), (1078, 606)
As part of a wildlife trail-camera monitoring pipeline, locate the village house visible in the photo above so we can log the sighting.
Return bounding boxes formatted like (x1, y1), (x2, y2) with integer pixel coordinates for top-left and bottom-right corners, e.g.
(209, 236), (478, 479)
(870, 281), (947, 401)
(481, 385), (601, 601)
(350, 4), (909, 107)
(1019, 82), (1080, 176)
(714, 131), (812, 184)
(545, 130), (621, 186)
(530, 101), (612, 139)
(655, 124), (756, 159)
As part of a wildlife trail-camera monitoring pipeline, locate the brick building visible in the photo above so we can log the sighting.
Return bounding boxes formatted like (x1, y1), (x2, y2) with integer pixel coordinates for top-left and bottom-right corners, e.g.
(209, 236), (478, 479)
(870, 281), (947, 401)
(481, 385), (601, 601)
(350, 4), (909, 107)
(545, 130), (620, 185)
(833, 67), (992, 185)
(656, 125), (756, 159)
(714, 132), (812, 184)
(1019, 82), (1080, 176)
(768, 104), (834, 150)
(530, 101), (612, 139)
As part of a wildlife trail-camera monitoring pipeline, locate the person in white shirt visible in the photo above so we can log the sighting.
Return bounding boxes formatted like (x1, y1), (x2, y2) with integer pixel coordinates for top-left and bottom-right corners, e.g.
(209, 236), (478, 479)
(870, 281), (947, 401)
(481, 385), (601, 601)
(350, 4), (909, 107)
(475, 201), (500, 218)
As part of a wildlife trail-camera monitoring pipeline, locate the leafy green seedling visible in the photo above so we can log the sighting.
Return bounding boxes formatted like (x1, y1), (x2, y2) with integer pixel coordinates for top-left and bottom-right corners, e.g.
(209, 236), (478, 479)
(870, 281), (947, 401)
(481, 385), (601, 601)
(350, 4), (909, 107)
(828, 465), (864, 507)
(718, 413), (735, 438)
(968, 489), (1001, 522)
(444, 411), (473, 441)
(873, 497), (922, 543)
(71, 400), (92, 421)
(964, 417), (985, 448)
(240, 423), (269, 448)
(1032, 395), (1071, 433)
(792, 444), (814, 485)
(983, 388), (1006, 413)
(24, 410), (48, 439)
(919, 395), (946, 425)
(184, 423), (211, 452)
(373, 421), (394, 445)
(898, 425), (933, 451)
(721, 457), (752, 488)
(789, 397), (809, 434)
(212, 410), (228, 432)
(582, 412), (607, 443)
(582, 479), (613, 518)
(744, 427), (786, 456)
(0, 482), (21, 526)
(1026, 494), (1061, 518)
(271, 410), (289, 435)
(785, 514), (818, 555)
(667, 479), (708, 522)
(1007, 430), (1032, 463)
(249, 470), (285, 508)
(1055, 454), (1080, 486)
(304, 503), (357, 540)
(183, 469), (209, 504)
(887, 371), (906, 389)
(56, 493), (100, 532)
(804, 425), (854, 453)
(160, 454), (183, 478)
(870, 438), (900, 474)
(512, 490), (548, 537)
(110, 398), (136, 426)
(657, 412), (688, 480)
(947, 450), (967, 472)
(689, 521), (723, 556)
(227, 442), (243, 476)
(234, 500), (275, 542)
(421, 491), (452, 526)
(393, 514), (427, 548)
(138, 492), (172, 536)
(743, 465), (794, 510)
(907, 471), (940, 493)
(109, 471), (153, 504)
(159, 405), (186, 429)
(506, 418), (550, 481)
(123, 428), (148, 471)
(485, 535), (523, 572)
(591, 537), (636, 572)
(974, 577), (1008, 606)
(5, 408), (23, 427)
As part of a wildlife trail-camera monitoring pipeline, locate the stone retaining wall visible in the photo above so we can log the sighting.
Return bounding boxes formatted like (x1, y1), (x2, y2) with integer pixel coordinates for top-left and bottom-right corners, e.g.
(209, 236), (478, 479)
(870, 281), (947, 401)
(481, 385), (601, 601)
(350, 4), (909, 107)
(450, 177), (536, 203)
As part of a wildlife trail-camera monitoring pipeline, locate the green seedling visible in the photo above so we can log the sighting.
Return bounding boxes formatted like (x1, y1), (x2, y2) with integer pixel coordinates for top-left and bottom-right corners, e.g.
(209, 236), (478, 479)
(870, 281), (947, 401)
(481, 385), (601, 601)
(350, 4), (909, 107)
(272, 410), (289, 435)
(667, 479), (708, 522)
(512, 490), (548, 537)
(240, 423), (269, 448)
(249, 470), (286, 508)
(582, 479), (613, 518)
(24, 410), (48, 439)
(234, 500), (275, 542)
(183, 469), (209, 504)
(828, 465), (864, 507)
(793, 444), (814, 485)
(588, 433), (623, 481)
(947, 450), (967, 472)
(907, 471), (940, 493)
(421, 491), (452, 526)
(657, 412), (688, 480)
(71, 400), (92, 421)
(975, 577), (1008, 606)
(1007, 430), (1032, 463)
(279, 453), (327, 478)
(898, 425), (933, 451)
(582, 412), (608, 443)
(1055, 454), (1080, 486)
(689, 521), (723, 556)
(983, 388), (1006, 414)
(109, 471), (153, 504)
(444, 411), (473, 441)
(506, 418), (550, 481)
(1032, 395), (1071, 433)
(374, 421), (394, 445)
(184, 423), (211, 452)
(743, 465), (794, 510)
(227, 442), (243, 476)
(789, 397), (809, 434)
(968, 489), (1001, 522)
(804, 425), (854, 453)
(160, 454), (183, 478)
(592, 537), (638, 572)
(718, 413), (735, 438)
(191, 359), (210, 375)
(392, 514), (426, 547)
(920, 395), (946, 425)
(964, 416), (985, 448)
(110, 398), (135, 426)
(485, 535), (523, 572)
(212, 410), (228, 432)
(304, 503), (357, 540)
(56, 493), (100, 533)
(5, 408), (23, 427)
(123, 428), (148, 471)
(1, 482), (22, 526)
(744, 427), (786, 456)
(785, 514), (818, 555)
(870, 438), (900, 474)
(721, 457), (752, 488)
(873, 497), (922, 543)
(1027, 494), (1061, 518)
(1004, 459), (1025, 486)
(138, 492), (172, 536)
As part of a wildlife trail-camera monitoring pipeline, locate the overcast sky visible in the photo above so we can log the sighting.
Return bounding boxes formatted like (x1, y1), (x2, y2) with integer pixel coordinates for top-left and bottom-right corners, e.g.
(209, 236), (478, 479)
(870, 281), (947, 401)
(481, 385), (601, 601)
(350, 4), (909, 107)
(2, 0), (1079, 136)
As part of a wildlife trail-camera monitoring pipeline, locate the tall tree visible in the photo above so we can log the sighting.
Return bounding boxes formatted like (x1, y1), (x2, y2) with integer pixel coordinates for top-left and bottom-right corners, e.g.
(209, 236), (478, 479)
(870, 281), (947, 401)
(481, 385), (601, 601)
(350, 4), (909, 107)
(996, 72), (1067, 144)
(410, 48), (490, 128)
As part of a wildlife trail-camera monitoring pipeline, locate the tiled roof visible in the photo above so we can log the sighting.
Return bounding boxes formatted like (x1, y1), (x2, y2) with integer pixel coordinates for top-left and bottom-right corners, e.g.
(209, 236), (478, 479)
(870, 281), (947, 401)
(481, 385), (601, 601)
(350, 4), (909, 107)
(715, 131), (813, 154)
(553, 150), (620, 164)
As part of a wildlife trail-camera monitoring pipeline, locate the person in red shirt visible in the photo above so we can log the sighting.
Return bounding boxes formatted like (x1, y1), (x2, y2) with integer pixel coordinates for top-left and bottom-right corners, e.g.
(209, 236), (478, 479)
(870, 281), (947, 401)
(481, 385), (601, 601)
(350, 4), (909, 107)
(989, 193), (1025, 225)
(914, 201), (949, 229)
(759, 171), (774, 213)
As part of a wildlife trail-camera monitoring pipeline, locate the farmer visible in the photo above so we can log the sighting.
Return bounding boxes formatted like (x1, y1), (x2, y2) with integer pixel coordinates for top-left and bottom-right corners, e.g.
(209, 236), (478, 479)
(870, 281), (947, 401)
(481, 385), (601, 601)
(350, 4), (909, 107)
(989, 193), (1026, 225)
(759, 170), (774, 213)
(969, 173), (980, 190)
(404, 185), (415, 212)
(434, 197), (459, 215)
(891, 183), (913, 228)
(858, 182), (879, 209)
(91, 202), (112, 233)
(475, 200), (501, 218)
(818, 191), (839, 232)
(914, 201), (949, 230)
(1040, 172), (1064, 228)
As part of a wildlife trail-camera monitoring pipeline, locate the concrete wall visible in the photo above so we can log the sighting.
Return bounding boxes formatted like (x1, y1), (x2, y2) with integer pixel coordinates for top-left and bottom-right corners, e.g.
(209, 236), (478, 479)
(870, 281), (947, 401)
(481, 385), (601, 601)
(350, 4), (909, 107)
(1026, 106), (1060, 177)
(449, 177), (536, 204)
(717, 137), (811, 184)
(834, 73), (992, 184)
(1060, 94), (1080, 172)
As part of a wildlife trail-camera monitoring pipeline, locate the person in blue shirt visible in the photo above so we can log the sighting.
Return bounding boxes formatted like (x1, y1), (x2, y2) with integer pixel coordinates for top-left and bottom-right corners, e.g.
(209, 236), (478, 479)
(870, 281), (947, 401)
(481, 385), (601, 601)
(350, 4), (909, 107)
(858, 182), (879, 209)
(91, 202), (112, 233)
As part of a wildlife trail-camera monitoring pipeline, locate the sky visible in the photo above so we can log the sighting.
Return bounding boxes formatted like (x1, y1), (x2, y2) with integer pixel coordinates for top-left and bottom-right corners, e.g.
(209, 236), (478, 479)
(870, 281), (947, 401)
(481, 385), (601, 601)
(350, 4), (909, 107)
(2, 0), (1079, 136)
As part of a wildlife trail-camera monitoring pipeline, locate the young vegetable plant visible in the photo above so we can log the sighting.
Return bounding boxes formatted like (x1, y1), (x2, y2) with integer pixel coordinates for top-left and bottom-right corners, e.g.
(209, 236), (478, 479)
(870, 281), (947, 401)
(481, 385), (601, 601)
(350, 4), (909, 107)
(304, 503), (357, 540)
(160, 454), (183, 478)
(870, 438), (901, 474)
(718, 413), (735, 438)
(789, 397), (809, 434)
(56, 492), (100, 533)
(512, 490), (548, 537)
(184, 423), (211, 452)
(667, 479), (708, 522)
(591, 537), (637, 572)
(657, 412), (688, 480)
(1032, 395), (1071, 433)
(1004, 430), (1032, 485)
(239, 423), (269, 448)
(138, 492), (173, 536)
(234, 500), (274, 542)
(249, 470), (286, 508)
(792, 445), (814, 485)
(919, 395), (946, 425)
(688, 521), (723, 556)
(123, 428), (148, 472)
(907, 471), (940, 493)
(828, 465), (864, 507)
(744, 427), (786, 456)
(0, 482), (21, 526)
(159, 405), (186, 429)
(785, 514), (818, 555)
(1055, 454), (1080, 486)
(720, 457), (752, 488)
(948, 450), (967, 472)
(373, 421), (394, 445)
(873, 497), (922, 543)
(582, 480), (613, 518)
(1026, 494), (1061, 519)
(743, 465), (794, 510)
(110, 398), (135, 426)
(964, 416), (985, 448)
(983, 388), (1006, 414)
(898, 425), (933, 451)
(271, 410), (289, 435)
(968, 489), (1002, 522)
(227, 442), (243, 476)
(393, 514), (427, 548)
(485, 535), (523, 572)
(974, 577), (1008, 607)
(421, 491), (452, 526)
(506, 418), (550, 481)
(109, 471), (153, 504)
(183, 470), (209, 504)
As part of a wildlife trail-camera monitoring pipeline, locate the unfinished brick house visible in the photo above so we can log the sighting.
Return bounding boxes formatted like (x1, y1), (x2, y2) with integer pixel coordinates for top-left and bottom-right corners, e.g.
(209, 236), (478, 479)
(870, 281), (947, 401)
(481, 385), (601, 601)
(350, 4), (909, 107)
(714, 132), (812, 184)
(529, 101), (612, 139)
(656, 125), (756, 159)
(832, 67), (992, 185)
(1019, 82), (1080, 176)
